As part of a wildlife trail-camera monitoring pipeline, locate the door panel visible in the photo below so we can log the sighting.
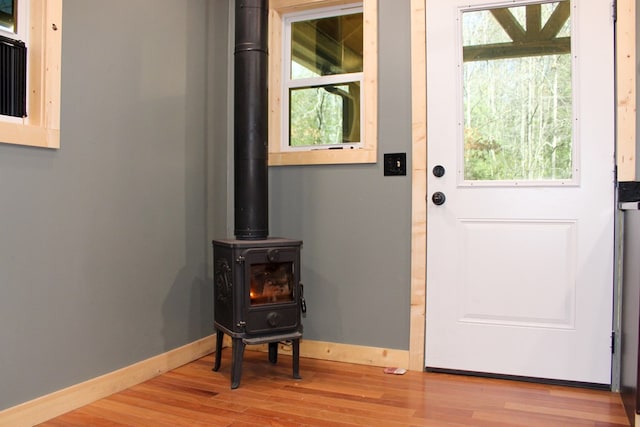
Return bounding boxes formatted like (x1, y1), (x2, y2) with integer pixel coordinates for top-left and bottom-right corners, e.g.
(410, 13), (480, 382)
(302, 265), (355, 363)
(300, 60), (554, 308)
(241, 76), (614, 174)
(425, 0), (615, 384)
(459, 219), (576, 329)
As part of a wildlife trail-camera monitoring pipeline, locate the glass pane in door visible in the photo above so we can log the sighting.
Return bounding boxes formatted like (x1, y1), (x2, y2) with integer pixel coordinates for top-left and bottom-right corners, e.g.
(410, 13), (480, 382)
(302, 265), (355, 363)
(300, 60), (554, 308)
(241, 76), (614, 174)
(462, 1), (572, 181)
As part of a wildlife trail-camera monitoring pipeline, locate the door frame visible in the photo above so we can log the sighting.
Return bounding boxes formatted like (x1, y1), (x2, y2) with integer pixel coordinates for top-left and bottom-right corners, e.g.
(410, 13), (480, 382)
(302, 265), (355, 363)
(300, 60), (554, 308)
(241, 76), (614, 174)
(407, 0), (637, 373)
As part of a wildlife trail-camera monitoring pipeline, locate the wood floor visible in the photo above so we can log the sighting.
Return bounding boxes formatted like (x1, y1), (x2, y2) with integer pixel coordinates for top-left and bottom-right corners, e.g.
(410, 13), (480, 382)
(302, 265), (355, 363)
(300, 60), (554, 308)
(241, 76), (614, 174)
(39, 350), (630, 426)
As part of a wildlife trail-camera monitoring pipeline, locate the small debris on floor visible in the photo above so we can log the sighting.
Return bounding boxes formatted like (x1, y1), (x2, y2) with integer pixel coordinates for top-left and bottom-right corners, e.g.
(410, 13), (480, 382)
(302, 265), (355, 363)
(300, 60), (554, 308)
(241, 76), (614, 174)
(383, 367), (407, 375)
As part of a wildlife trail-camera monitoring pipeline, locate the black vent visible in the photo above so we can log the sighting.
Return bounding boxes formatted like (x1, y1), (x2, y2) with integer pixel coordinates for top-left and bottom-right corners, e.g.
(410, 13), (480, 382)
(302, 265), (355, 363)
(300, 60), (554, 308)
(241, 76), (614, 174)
(0, 35), (27, 118)
(234, 0), (269, 240)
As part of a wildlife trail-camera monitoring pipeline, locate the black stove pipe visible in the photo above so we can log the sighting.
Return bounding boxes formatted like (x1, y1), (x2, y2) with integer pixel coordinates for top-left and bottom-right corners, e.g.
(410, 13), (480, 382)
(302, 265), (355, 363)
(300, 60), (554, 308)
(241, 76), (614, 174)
(234, 0), (269, 240)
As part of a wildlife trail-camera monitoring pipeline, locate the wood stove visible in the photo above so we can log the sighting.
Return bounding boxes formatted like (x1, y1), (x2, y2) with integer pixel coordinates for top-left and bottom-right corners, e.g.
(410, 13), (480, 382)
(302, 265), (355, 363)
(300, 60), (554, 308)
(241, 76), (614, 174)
(212, 238), (304, 388)
(212, 0), (305, 389)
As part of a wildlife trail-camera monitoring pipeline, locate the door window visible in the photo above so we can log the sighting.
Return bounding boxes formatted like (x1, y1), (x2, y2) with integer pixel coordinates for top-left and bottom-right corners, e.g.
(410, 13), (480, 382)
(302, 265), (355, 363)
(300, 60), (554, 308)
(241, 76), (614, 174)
(461, 1), (573, 183)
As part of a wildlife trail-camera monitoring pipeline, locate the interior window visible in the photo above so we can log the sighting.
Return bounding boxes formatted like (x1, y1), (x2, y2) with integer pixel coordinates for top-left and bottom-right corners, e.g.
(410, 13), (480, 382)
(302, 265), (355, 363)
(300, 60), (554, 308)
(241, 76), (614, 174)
(0, 0), (28, 118)
(284, 6), (363, 150)
(268, 0), (377, 166)
(0, 0), (61, 149)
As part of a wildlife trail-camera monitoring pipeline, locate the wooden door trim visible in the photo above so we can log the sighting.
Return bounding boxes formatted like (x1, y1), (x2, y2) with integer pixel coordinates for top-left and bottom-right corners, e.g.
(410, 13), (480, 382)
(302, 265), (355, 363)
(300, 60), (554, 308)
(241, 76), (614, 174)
(616, 0), (636, 181)
(409, 0), (427, 371)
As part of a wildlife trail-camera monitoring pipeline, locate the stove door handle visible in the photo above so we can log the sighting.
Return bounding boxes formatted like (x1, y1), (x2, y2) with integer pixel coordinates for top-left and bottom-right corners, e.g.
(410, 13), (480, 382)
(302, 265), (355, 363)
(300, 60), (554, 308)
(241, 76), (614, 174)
(300, 283), (307, 313)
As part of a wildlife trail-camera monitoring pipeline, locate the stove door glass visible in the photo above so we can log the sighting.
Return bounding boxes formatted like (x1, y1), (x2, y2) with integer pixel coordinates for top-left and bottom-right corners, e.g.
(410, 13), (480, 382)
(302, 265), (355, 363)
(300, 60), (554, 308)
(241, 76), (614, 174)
(250, 262), (294, 305)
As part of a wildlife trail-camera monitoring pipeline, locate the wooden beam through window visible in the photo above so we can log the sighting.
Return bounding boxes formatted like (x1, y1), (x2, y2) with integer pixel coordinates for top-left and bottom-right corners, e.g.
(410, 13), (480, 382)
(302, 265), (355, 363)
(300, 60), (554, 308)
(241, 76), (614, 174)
(464, 1), (570, 62)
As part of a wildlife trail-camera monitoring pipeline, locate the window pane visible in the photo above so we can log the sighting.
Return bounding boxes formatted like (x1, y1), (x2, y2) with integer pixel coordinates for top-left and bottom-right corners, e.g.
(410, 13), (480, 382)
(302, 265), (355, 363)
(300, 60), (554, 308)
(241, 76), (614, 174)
(462, 1), (572, 181)
(463, 8), (511, 46)
(0, 0), (16, 33)
(289, 82), (361, 147)
(290, 12), (363, 79)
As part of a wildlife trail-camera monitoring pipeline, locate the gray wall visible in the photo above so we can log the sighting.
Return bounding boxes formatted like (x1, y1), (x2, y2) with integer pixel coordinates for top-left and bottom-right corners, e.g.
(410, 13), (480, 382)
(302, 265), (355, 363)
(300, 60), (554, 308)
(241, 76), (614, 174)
(269, 0), (413, 349)
(209, 1), (232, 240)
(0, 0), (414, 411)
(0, 0), (222, 410)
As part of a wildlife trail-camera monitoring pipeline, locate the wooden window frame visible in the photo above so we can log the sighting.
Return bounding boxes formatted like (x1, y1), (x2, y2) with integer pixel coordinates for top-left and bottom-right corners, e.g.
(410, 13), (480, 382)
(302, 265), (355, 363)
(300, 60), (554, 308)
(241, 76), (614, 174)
(0, 0), (62, 149)
(268, 0), (377, 166)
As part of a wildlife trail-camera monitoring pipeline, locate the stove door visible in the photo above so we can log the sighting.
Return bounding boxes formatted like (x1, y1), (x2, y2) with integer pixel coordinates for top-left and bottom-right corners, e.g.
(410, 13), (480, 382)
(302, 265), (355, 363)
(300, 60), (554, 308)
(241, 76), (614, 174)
(242, 246), (301, 334)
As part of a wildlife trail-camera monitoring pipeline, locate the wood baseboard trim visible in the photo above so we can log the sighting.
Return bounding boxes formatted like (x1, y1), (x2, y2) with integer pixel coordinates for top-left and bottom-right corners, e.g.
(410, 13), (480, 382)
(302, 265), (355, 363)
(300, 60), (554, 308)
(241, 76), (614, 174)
(0, 334), (217, 427)
(246, 339), (410, 369)
(2, 336), (409, 426)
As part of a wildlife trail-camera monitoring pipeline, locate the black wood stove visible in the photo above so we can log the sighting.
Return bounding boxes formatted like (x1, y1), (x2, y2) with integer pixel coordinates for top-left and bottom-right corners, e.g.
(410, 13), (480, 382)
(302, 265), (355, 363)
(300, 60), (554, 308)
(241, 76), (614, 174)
(212, 0), (305, 389)
(212, 238), (304, 388)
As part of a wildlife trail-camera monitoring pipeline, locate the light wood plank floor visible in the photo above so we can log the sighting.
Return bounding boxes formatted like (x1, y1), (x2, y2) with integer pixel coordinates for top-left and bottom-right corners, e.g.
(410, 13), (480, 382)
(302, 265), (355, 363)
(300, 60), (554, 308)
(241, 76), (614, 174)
(39, 350), (630, 426)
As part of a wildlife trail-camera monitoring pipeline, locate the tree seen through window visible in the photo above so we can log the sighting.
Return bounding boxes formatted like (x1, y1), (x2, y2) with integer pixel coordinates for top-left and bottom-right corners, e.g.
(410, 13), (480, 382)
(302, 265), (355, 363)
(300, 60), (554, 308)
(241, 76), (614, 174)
(463, 1), (573, 181)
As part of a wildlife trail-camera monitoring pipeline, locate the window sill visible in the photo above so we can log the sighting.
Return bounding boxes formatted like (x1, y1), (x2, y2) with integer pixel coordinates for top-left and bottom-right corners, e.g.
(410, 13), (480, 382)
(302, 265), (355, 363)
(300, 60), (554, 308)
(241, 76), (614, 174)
(269, 147), (376, 166)
(0, 120), (60, 149)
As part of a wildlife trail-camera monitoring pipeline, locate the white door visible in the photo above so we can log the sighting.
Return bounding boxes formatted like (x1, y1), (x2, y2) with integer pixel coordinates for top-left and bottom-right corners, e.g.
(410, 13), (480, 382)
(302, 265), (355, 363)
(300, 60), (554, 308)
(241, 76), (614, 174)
(425, 0), (615, 384)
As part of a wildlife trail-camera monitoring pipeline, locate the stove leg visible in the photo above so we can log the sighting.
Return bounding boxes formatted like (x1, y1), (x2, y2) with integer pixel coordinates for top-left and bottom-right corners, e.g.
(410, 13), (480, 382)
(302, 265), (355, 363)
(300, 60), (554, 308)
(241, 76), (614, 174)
(213, 329), (224, 372)
(292, 338), (301, 379)
(231, 338), (245, 389)
(268, 342), (278, 364)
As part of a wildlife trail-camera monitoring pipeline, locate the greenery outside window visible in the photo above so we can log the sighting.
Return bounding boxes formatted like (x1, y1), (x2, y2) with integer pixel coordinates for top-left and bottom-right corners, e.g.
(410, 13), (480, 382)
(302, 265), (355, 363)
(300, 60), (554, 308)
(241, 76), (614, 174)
(0, 0), (62, 149)
(269, 0), (377, 166)
(461, 2), (573, 183)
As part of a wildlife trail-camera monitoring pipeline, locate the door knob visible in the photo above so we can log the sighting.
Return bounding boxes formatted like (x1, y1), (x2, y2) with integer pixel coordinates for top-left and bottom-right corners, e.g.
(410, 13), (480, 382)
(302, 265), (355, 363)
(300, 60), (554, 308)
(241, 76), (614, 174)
(432, 192), (446, 205)
(433, 165), (445, 177)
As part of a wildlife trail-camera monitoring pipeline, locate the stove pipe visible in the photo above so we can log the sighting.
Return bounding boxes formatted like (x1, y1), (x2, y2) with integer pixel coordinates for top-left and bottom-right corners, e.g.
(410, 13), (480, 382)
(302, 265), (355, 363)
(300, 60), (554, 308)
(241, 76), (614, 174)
(234, 0), (269, 240)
